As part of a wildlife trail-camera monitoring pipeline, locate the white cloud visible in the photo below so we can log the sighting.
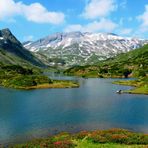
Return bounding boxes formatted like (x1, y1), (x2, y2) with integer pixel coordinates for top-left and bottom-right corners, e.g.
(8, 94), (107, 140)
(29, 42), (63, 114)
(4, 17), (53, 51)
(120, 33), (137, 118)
(0, 0), (65, 24)
(0, 0), (21, 19)
(120, 28), (132, 35)
(64, 19), (117, 32)
(82, 0), (117, 19)
(137, 5), (148, 32)
(23, 3), (65, 24)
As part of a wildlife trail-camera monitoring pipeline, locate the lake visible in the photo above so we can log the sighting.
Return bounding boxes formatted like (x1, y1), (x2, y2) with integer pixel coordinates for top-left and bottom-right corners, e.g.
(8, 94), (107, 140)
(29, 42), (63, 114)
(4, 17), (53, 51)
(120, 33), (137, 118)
(0, 75), (148, 145)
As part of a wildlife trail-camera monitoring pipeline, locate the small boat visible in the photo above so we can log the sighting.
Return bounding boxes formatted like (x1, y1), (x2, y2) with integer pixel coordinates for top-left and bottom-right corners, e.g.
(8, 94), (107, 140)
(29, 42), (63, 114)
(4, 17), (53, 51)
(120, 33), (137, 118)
(116, 90), (122, 94)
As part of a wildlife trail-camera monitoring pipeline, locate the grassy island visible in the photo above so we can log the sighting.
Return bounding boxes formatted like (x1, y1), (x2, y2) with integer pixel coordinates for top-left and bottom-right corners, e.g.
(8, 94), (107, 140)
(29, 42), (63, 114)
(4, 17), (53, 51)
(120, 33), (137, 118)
(11, 129), (148, 148)
(19, 80), (79, 90)
(0, 65), (79, 89)
(113, 77), (148, 95)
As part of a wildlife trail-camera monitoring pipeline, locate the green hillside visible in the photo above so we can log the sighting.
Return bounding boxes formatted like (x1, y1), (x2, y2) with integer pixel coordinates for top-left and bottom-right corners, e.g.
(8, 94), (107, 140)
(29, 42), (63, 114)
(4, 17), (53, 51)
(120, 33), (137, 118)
(0, 28), (44, 67)
(0, 48), (36, 67)
(64, 44), (148, 78)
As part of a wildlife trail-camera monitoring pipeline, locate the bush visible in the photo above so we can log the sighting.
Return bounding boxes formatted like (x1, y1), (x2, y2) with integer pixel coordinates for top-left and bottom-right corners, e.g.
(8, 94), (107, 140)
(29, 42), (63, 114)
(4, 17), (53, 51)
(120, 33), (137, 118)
(1, 65), (33, 75)
(133, 69), (146, 77)
(53, 140), (75, 148)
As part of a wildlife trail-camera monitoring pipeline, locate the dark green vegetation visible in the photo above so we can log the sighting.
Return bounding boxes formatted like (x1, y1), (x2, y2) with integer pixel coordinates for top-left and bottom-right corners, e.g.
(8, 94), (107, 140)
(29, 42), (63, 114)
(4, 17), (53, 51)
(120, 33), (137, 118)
(64, 44), (148, 78)
(12, 129), (148, 148)
(0, 28), (44, 67)
(0, 65), (48, 89)
(0, 65), (78, 89)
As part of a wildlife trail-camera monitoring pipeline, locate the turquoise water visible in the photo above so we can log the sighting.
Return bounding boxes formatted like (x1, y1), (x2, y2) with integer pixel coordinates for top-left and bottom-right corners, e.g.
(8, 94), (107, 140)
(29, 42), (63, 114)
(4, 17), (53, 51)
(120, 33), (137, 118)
(0, 76), (148, 145)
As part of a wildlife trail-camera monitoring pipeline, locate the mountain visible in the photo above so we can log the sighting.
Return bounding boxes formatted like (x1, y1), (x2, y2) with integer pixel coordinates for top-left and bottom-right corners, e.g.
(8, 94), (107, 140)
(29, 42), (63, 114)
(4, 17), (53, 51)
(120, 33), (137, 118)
(64, 44), (148, 78)
(0, 28), (44, 67)
(24, 32), (148, 66)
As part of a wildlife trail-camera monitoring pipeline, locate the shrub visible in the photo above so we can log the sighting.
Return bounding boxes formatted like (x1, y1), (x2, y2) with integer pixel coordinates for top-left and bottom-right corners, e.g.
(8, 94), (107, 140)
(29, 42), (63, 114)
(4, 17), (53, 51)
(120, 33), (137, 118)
(1, 65), (33, 75)
(110, 134), (129, 143)
(133, 69), (146, 77)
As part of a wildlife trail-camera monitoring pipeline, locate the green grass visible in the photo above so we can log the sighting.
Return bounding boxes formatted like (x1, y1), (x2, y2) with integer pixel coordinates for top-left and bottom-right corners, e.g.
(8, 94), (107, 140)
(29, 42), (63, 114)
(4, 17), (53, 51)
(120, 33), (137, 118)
(113, 77), (148, 95)
(74, 139), (146, 148)
(126, 85), (148, 95)
(22, 80), (79, 89)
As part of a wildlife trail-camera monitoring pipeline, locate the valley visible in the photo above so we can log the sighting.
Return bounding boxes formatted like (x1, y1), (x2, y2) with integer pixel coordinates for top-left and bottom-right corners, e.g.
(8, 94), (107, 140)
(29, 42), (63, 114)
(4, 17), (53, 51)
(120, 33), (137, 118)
(64, 44), (148, 95)
(1, 0), (148, 147)
(0, 28), (148, 147)
(0, 29), (79, 89)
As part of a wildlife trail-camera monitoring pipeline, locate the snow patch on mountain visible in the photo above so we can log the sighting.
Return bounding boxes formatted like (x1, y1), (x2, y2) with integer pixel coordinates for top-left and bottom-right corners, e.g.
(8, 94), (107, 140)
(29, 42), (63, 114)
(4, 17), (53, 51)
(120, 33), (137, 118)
(24, 32), (148, 66)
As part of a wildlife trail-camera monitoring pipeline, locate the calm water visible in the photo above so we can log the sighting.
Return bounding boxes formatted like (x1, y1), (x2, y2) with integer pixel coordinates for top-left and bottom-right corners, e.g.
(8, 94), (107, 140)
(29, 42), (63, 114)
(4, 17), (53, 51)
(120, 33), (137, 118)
(0, 75), (148, 145)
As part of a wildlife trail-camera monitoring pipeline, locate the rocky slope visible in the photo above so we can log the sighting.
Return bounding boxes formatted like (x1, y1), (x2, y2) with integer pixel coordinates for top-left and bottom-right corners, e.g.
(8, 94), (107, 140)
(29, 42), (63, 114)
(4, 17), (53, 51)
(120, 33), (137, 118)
(24, 32), (148, 66)
(0, 28), (44, 67)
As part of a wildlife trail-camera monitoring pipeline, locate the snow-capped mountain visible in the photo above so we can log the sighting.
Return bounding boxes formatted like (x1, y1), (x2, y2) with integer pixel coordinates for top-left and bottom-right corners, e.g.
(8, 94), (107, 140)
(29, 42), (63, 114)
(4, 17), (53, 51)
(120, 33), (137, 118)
(24, 32), (147, 66)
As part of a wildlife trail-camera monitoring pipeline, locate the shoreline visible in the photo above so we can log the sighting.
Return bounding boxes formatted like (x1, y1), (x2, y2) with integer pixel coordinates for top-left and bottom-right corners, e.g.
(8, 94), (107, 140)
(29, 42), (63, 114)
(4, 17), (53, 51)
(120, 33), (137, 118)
(22, 81), (79, 89)
(0, 80), (79, 90)
(64, 73), (125, 78)
(113, 79), (148, 95)
(8, 128), (148, 148)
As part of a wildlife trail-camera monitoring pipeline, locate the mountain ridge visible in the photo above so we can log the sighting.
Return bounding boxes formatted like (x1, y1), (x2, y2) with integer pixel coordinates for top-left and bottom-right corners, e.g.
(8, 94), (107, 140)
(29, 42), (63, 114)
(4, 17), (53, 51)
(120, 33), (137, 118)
(24, 31), (148, 66)
(64, 44), (148, 78)
(0, 28), (44, 67)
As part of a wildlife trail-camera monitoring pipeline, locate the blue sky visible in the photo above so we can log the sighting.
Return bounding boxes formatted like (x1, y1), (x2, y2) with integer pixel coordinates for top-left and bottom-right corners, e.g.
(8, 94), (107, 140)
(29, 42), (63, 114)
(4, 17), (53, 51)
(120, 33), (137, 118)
(0, 0), (148, 41)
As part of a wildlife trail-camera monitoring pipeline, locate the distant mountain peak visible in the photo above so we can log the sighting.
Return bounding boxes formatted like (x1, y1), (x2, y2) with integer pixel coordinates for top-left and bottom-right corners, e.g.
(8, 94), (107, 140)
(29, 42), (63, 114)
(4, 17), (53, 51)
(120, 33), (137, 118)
(0, 28), (22, 46)
(0, 28), (44, 67)
(23, 31), (148, 66)
(1, 28), (11, 33)
(0, 28), (13, 39)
